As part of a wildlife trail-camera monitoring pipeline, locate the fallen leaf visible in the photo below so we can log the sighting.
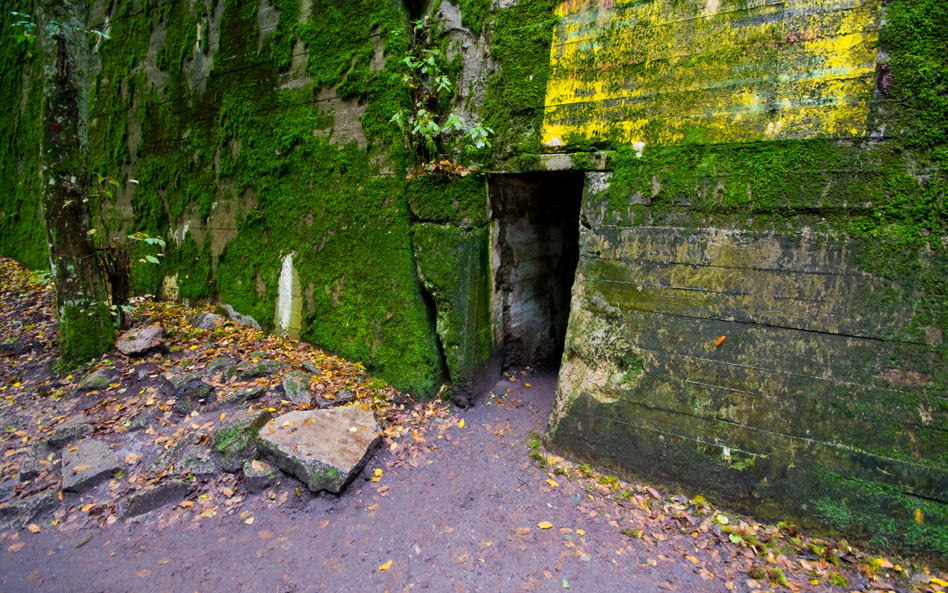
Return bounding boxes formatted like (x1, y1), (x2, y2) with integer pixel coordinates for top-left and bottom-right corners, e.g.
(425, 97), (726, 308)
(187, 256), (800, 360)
(538, 521), (553, 529)
(81, 503), (94, 512)
(71, 465), (91, 473)
(27, 524), (39, 534)
(576, 529), (585, 535)
(136, 570), (151, 578)
(251, 460), (263, 470)
(245, 517), (254, 525)
(124, 453), (139, 464)
(8, 542), (25, 552)
(179, 501), (194, 508)
(379, 559), (392, 571)
(686, 555), (699, 565)
(546, 479), (559, 488)
(562, 579), (569, 589)
(458, 419), (465, 429)
(106, 515), (117, 525)
(220, 412), (226, 420)
(658, 582), (680, 591)
(258, 530), (273, 539)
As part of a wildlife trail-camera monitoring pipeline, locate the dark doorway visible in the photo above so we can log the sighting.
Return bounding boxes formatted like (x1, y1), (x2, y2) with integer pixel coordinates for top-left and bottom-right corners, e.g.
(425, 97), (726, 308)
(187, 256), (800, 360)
(489, 172), (584, 371)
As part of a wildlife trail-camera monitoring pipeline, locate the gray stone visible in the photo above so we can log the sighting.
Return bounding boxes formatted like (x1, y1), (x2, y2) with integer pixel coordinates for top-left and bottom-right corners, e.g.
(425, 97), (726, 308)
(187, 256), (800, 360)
(116, 325), (164, 356)
(120, 479), (191, 519)
(189, 312), (225, 330)
(282, 370), (313, 406)
(218, 385), (268, 407)
(62, 439), (122, 493)
(165, 372), (202, 390)
(257, 406), (380, 493)
(76, 368), (117, 392)
(175, 446), (219, 478)
(48, 421), (93, 449)
(321, 388), (355, 408)
(302, 361), (321, 374)
(204, 357), (236, 377)
(172, 380), (214, 415)
(237, 360), (284, 381)
(213, 410), (272, 472)
(148, 432), (200, 475)
(0, 488), (58, 530)
(250, 350), (268, 359)
(126, 407), (159, 432)
(242, 459), (281, 494)
(19, 440), (55, 483)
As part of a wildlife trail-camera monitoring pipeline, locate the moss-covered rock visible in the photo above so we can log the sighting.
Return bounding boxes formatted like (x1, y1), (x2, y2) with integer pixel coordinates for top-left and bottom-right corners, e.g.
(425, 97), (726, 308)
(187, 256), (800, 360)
(213, 409), (272, 473)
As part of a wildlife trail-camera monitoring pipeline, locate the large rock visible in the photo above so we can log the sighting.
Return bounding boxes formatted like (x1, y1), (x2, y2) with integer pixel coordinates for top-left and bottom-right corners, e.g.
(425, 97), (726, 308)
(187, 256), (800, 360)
(175, 446), (219, 478)
(48, 417), (93, 448)
(120, 479), (191, 519)
(148, 432), (199, 475)
(282, 370), (313, 406)
(257, 406), (380, 493)
(116, 325), (164, 356)
(234, 360), (284, 382)
(19, 440), (55, 483)
(62, 439), (122, 493)
(0, 489), (58, 530)
(213, 410), (272, 472)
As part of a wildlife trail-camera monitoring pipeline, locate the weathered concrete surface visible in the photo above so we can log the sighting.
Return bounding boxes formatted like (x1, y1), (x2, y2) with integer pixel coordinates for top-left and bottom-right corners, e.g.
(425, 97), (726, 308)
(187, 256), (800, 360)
(549, 172), (948, 550)
(62, 439), (122, 493)
(282, 370), (313, 406)
(257, 406), (380, 493)
(116, 325), (164, 356)
(213, 410), (272, 473)
(120, 479), (191, 519)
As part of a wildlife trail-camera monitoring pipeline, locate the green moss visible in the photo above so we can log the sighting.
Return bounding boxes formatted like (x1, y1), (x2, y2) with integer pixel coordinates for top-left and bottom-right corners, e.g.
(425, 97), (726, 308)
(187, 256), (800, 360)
(58, 302), (114, 367)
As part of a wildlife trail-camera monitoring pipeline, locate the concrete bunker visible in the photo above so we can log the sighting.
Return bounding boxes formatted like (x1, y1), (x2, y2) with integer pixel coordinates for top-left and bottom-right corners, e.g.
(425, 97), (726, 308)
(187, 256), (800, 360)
(489, 172), (584, 372)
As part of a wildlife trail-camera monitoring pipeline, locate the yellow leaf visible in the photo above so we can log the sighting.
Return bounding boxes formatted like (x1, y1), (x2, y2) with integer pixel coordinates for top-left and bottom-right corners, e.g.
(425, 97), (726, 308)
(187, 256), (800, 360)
(379, 560), (393, 571)
(686, 555), (699, 565)
(220, 412), (226, 420)
(245, 517), (255, 525)
(81, 503), (94, 512)
(458, 419), (465, 429)
(932, 578), (948, 587)
(71, 465), (91, 473)
(915, 508), (924, 524)
(810, 580), (818, 586)
(538, 521), (553, 529)
(107, 515), (117, 525)
(27, 524), (40, 533)
(189, 345), (198, 350)
(525, 383), (531, 387)
(546, 479), (559, 488)
(191, 424), (200, 429)
(576, 529), (585, 535)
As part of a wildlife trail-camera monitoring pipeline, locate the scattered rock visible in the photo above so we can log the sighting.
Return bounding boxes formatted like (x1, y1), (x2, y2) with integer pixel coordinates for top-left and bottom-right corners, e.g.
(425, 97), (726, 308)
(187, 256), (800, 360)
(19, 440), (55, 483)
(218, 385), (267, 407)
(282, 370), (313, 406)
(302, 361), (321, 374)
(120, 479), (191, 519)
(189, 312), (225, 330)
(321, 388), (355, 408)
(172, 380), (214, 415)
(242, 459), (281, 494)
(164, 372), (202, 390)
(62, 439), (122, 493)
(76, 368), (118, 392)
(149, 432), (200, 475)
(48, 421), (93, 449)
(236, 360), (284, 381)
(176, 446), (219, 478)
(0, 488), (58, 530)
(116, 325), (164, 356)
(204, 357), (236, 377)
(214, 410), (272, 472)
(257, 406), (380, 493)
(125, 407), (159, 432)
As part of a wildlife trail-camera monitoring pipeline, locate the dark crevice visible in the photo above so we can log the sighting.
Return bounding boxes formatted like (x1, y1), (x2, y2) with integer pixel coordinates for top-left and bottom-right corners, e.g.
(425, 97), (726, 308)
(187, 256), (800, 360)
(403, 0), (428, 21)
(419, 284), (449, 386)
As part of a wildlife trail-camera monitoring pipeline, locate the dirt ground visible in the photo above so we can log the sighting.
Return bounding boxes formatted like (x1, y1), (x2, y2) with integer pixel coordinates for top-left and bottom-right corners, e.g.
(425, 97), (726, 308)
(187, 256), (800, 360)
(0, 258), (940, 593)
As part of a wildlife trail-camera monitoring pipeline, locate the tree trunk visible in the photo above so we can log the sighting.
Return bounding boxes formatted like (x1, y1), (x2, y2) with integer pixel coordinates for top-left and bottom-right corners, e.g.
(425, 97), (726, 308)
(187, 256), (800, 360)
(37, 0), (114, 365)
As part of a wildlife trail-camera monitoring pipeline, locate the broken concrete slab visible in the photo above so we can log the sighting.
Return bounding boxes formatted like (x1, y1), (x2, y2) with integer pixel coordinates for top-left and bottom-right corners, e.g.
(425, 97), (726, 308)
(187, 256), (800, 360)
(62, 439), (122, 493)
(120, 479), (191, 519)
(214, 410), (272, 472)
(116, 325), (164, 356)
(204, 356), (236, 377)
(0, 488), (58, 530)
(172, 380), (214, 415)
(148, 432), (200, 475)
(242, 459), (281, 494)
(282, 370), (313, 406)
(76, 368), (118, 392)
(218, 385), (267, 407)
(48, 421), (92, 449)
(257, 406), (380, 493)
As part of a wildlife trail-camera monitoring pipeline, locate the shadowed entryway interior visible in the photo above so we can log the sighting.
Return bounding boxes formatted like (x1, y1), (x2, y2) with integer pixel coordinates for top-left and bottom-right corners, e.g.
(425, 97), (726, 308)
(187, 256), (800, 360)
(489, 172), (585, 372)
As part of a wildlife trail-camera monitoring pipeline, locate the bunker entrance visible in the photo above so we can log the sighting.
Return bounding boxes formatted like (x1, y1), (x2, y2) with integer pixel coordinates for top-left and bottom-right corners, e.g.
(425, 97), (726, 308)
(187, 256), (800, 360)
(490, 172), (584, 371)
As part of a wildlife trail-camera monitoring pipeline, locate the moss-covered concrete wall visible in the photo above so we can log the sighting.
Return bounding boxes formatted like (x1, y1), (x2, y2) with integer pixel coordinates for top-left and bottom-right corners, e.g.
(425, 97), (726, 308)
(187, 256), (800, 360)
(2, 0), (945, 554)
(544, 0), (948, 556)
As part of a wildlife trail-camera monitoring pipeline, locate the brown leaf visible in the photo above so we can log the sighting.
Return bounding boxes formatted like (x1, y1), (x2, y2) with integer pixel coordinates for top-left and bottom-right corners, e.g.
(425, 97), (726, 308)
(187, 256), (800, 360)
(8, 542), (25, 552)
(658, 582), (680, 591)
(520, 580), (539, 590)
(71, 465), (91, 473)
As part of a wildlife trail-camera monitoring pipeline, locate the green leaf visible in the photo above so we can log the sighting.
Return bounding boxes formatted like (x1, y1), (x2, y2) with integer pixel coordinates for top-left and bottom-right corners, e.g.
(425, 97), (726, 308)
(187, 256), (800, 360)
(562, 579), (570, 589)
(145, 255), (160, 264)
(728, 533), (744, 545)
